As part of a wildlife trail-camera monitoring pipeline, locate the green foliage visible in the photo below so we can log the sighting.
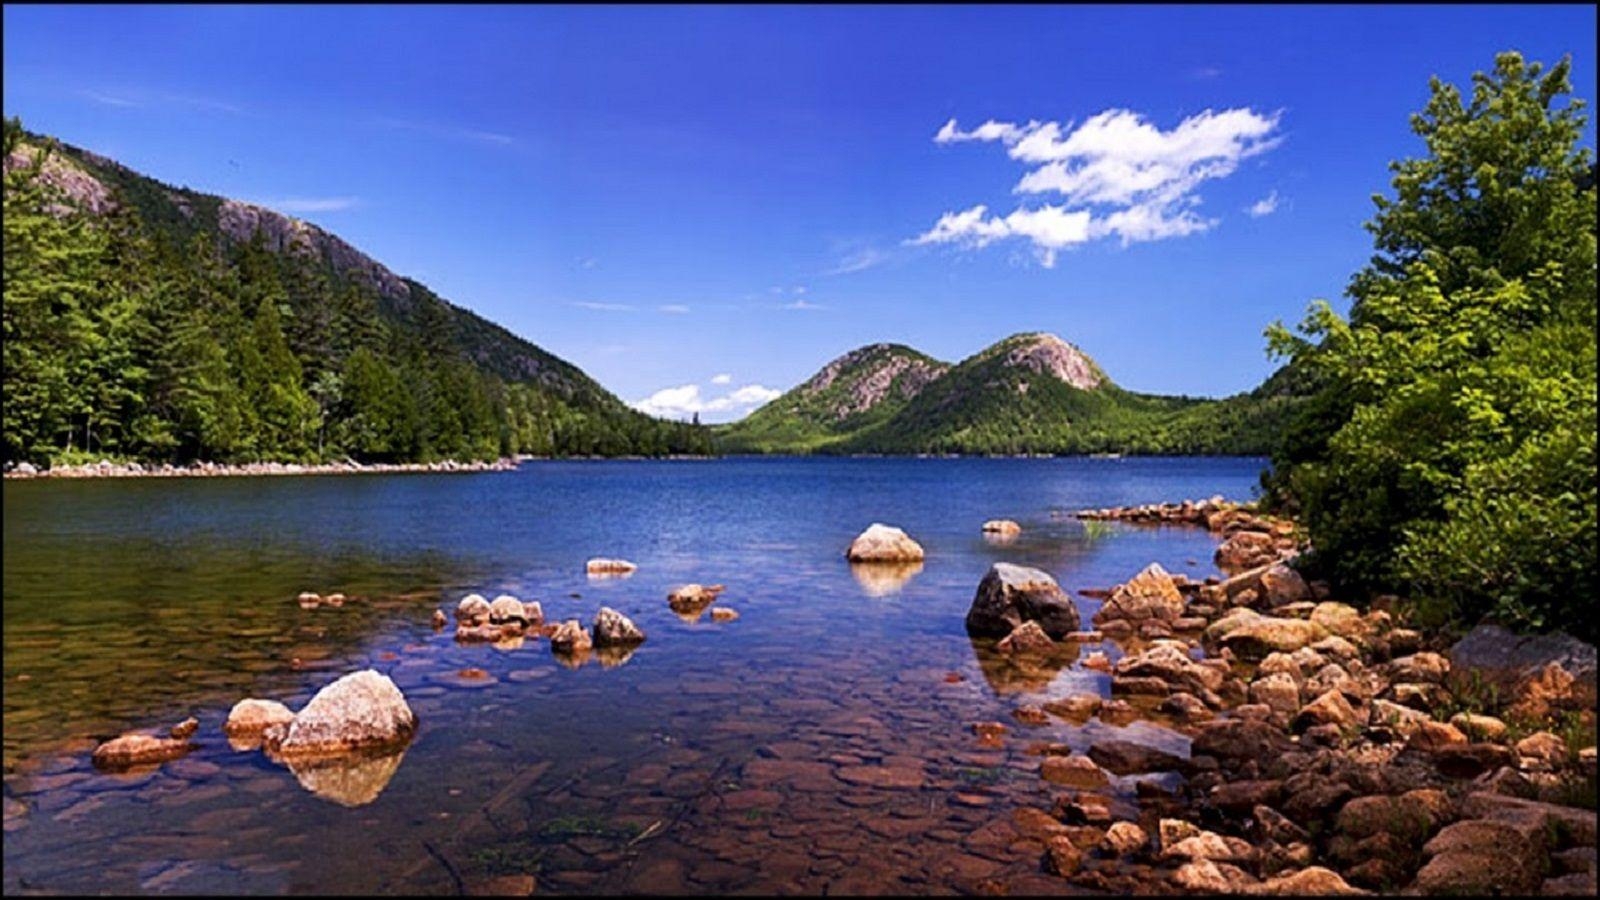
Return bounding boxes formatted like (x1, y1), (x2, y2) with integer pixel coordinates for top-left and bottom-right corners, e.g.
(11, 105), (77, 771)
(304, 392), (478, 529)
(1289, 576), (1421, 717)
(1264, 53), (1598, 640)
(2, 120), (714, 466)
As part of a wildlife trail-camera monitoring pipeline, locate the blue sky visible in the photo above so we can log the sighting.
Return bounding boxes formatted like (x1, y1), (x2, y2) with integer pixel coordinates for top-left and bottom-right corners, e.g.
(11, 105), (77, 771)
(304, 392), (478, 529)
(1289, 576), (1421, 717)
(5, 5), (1595, 421)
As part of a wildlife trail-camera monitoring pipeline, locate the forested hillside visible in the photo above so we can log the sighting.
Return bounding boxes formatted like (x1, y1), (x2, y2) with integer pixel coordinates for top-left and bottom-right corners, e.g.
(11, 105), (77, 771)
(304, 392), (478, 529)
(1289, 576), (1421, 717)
(718, 332), (1305, 456)
(2, 119), (712, 466)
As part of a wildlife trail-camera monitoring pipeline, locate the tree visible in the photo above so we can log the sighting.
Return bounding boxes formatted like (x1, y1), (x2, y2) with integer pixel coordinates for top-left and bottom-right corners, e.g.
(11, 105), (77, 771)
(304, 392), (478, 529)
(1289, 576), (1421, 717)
(1265, 52), (1597, 638)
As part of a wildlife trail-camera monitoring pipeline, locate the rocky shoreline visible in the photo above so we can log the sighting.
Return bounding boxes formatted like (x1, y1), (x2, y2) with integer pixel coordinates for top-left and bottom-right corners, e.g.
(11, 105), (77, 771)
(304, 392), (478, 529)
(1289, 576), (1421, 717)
(979, 498), (1599, 895)
(3, 457), (519, 480)
(38, 497), (1599, 895)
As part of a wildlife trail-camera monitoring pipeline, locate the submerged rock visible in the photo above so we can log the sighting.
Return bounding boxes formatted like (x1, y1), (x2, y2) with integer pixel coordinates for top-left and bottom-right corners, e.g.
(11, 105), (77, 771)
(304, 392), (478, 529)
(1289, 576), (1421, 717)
(966, 563), (1079, 639)
(710, 607), (739, 622)
(430, 609), (447, 630)
(982, 519), (1022, 536)
(592, 607), (646, 646)
(1041, 754), (1109, 789)
(91, 733), (193, 769)
(264, 670), (415, 759)
(996, 620), (1057, 656)
(845, 523), (925, 563)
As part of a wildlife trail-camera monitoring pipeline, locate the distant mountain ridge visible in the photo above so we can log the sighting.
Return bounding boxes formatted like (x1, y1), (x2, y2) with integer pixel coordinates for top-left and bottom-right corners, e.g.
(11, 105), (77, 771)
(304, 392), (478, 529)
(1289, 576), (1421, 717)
(718, 332), (1303, 455)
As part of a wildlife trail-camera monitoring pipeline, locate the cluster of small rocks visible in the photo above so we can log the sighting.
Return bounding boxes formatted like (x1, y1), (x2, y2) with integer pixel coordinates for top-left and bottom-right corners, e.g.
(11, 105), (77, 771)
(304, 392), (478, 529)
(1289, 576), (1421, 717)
(3, 458), (517, 480)
(90, 669), (417, 810)
(1074, 495), (1242, 525)
(441, 590), (658, 667)
(966, 514), (1598, 895)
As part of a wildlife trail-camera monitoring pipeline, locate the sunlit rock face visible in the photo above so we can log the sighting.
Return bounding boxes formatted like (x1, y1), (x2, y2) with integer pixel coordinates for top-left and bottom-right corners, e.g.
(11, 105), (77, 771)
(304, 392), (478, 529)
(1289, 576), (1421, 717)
(264, 670), (416, 759)
(845, 524), (925, 563)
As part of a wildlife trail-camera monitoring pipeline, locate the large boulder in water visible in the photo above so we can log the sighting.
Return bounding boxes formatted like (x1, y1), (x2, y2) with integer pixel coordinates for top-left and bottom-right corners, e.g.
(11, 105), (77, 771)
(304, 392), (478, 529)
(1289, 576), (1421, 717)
(264, 670), (416, 759)
(966, 563), (1079, 639)
(845, 523), (925, 563)
(1095, 562), (1185, 623)
(592, 607), (646, 647)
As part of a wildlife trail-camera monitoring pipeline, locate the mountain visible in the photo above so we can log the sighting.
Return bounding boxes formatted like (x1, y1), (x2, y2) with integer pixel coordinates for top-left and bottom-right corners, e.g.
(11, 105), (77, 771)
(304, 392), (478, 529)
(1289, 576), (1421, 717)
(718, 332), (1303, 455)
(718, 343), (948, 452)
(3, 121), (711, 464)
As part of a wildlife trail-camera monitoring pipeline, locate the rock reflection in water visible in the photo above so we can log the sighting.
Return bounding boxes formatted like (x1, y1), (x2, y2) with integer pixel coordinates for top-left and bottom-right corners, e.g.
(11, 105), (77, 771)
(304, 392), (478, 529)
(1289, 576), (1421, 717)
(283, 747), (408, 807)
(970, 639), (1081, 694)
(553, 647), (593, 669)
(595, 645), (637, 668)
(848, 561), (924, 597)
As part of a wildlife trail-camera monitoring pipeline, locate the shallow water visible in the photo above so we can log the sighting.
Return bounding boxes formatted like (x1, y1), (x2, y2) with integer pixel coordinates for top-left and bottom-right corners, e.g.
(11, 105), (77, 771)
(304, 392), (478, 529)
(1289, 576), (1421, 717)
(3, 456), (1264, 894)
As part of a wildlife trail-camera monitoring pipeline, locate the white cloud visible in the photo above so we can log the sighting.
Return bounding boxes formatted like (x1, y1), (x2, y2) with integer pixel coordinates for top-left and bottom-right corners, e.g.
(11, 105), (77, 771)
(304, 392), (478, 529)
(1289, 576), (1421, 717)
(255, 196), (360, 213)
(918, 107), (1282, 262)
(710, 373), (732, 385)
(658, 304), (691, 314)
(784, 299), (825, 310)
(1246, 190), (1281, 217)
(935, 118), (1028, 145)
(632, 382), (782, 422)
(572, 301), (634, 312)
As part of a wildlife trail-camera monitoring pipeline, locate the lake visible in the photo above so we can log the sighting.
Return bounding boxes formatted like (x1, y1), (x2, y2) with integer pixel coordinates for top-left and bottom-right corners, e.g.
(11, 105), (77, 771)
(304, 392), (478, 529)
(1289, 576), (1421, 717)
(2, 456), (1265, 894)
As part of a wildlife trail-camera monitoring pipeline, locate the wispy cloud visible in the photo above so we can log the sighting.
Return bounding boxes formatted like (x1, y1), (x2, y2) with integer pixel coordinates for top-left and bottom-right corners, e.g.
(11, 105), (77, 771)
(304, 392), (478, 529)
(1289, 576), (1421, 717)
(633, 382), (782, 422)
(373, 116), (516, 147)
(252, 196), (361, 213)
(577, 257), (599, 270)
(710, 373), (733, 385)
(658, 304), (691, 314)
(1189, 66), (1224, 80)
(78, 88), (241, 113)
(1246, 190), (1281, 218)
(822, 247), (888, 275)
(784, 299), (825, 311)
(80, 90), (139, 108)
(917, 107), (1284, 266)
(572, 301), (635, 312)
